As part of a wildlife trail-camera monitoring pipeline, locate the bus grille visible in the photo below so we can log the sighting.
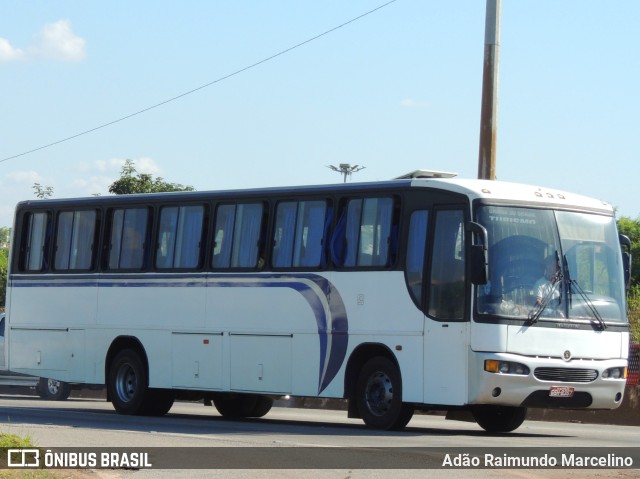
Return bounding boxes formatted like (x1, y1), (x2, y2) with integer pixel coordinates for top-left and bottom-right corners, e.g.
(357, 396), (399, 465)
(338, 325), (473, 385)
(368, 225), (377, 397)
(534, 367), (598, 383)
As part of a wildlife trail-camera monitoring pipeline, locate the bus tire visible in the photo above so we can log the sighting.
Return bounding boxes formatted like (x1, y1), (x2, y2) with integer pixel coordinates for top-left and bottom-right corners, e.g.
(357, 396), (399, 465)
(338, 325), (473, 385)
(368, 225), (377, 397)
(471, 405), (527, 433)
(140, 389), (175, 417)
(37, 378), (71, 401)
(250, 396), (274, 418)
(355, 356), (414, 430)
(213, 394), (272, 418)
(108, 349), (148, 415)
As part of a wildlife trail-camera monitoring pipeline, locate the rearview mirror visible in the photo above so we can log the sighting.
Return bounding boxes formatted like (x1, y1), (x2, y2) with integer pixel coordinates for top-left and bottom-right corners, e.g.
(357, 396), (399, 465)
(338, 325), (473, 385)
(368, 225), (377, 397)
(467, 222), (488, 285)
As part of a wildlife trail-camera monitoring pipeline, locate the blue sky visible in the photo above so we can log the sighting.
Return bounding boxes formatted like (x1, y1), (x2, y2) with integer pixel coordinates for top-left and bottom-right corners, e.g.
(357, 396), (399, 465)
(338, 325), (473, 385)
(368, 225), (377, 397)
(1, 1), (638, 227)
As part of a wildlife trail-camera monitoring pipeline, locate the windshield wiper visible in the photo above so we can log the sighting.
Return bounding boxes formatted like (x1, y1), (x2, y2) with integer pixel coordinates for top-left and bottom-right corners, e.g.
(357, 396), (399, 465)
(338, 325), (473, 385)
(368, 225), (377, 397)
(562, 254), (606, 331)
(569, 278), (607, 330)
(527, 278), (560, 324)
(527, 251), (562, 325)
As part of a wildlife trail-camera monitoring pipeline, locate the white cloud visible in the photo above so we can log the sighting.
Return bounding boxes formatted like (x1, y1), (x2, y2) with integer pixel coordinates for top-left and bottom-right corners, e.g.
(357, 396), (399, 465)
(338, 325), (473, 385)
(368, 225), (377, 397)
(400, 98), (430, 108)
(0, 20), (86, 63)
(0, 38), (25, 62)
(33, 20), (86, 62)
(6, 170), (43, 185)
(135, 157), (161, 175)
(70, 175), (114, 196)
(69, 157), (163, 196)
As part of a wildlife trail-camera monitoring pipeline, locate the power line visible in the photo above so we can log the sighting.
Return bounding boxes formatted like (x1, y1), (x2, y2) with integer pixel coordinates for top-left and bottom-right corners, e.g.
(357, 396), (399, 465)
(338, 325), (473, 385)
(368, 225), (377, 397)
(1, 0), (398, 164)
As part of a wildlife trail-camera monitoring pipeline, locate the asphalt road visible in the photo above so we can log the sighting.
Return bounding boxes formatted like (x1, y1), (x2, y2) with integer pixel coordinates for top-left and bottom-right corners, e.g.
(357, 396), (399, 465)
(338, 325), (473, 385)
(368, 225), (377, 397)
(0, 394), (638, 479)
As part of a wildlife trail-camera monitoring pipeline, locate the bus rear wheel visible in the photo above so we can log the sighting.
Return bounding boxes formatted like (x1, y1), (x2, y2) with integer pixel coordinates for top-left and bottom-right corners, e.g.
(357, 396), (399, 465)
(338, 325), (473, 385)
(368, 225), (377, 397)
(213, 394), (273, 418)
(471, 405), (527, 433)
(355, 356), (414, 430)
(108, 349), (174, 416)
(108, 349), (148, 415)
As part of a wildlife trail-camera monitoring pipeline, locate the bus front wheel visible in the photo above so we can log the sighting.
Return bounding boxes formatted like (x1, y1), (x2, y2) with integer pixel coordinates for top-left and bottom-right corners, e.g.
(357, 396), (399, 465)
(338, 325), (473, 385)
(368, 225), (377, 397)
(471, 405), (527, 433)
(355, 356), (414, 430)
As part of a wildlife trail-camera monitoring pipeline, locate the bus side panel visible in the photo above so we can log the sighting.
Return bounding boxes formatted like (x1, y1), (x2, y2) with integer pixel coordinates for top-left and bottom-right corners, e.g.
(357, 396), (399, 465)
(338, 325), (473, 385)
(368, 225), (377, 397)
(96, 277), (206, 389)
(9, 328), (84, 381)
(330, 272), (425, 403)
(96, 277), (206, 330)
(8, 280), (95, 381)
(206, 277), (316, 395)
(9, 280), (97, 328)
(229, 334), (292, 393)
(171, 332), (223, 390)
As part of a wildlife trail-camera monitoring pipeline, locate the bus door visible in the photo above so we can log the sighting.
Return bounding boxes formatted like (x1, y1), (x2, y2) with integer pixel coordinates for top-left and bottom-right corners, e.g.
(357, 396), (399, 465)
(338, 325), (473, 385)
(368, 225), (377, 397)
(423, 208), (469, 405)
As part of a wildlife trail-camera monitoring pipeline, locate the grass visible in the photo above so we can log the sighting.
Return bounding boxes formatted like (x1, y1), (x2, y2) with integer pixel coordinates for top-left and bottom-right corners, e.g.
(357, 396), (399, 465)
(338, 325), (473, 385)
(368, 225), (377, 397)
(0, 434), (84, 479)
(628, 285), (640, 344)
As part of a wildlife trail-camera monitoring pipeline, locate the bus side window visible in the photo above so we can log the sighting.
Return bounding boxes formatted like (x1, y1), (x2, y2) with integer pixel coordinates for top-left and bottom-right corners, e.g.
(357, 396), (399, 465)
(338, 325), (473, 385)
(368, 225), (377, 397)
(54, 210), (97, 271)
(231, 203), (264, 268)
(107, 208), (149, 270)
(341, 197), (396, 268)
(428, 210), (465, 320)
(272, 200), (328, 269)
(156, 205), (204, 269)
(406, 210), (429, 308)
(22, 212), (50, 272)
(212, 203), (264, 269)
(212, 204), (235, 269)
(272, 202), (297, 268)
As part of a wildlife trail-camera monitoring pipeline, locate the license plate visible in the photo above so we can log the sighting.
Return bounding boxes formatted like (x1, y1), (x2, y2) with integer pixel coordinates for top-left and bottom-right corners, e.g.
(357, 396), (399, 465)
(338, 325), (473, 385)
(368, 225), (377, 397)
(549, 386), (575, 398)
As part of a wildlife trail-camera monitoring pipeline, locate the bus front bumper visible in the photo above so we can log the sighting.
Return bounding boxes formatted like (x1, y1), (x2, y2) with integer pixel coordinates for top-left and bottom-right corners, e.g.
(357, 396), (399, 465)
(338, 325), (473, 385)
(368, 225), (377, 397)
(468, 353), (627, 410)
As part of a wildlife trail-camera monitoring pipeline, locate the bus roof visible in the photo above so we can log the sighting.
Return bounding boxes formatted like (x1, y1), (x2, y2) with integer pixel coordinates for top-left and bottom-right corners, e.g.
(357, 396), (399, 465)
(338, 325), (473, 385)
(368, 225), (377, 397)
(413, 177), (614, 214)
(14, 174), (614, 215)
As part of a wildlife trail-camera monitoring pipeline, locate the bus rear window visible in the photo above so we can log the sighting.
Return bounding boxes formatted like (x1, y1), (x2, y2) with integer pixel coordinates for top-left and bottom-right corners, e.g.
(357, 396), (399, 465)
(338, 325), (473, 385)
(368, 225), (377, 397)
(21, 212), (50, 272)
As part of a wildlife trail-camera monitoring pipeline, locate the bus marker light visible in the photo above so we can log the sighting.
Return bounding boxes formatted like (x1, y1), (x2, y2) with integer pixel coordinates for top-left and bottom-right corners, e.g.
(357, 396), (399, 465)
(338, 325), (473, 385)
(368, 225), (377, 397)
(484, 360), (500, 373)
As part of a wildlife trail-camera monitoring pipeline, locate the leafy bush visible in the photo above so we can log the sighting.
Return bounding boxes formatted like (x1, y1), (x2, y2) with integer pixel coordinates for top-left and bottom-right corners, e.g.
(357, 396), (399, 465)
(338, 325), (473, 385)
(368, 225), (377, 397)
(629, 285), (640, 344)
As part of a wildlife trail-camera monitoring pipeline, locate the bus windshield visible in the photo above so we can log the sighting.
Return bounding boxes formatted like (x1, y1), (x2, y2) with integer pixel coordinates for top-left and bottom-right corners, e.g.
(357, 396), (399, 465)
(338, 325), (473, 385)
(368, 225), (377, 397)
(475, 205), (626, 325)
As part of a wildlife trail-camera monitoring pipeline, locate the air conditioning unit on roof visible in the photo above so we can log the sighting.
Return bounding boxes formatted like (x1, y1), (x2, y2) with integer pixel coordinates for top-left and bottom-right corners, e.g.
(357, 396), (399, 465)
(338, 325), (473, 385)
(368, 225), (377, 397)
(394, 169), (458, 180)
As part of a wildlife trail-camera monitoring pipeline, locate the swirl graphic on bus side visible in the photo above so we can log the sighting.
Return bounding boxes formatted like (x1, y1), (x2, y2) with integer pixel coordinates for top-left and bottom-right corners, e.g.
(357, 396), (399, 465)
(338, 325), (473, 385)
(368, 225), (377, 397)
(208, 274), (349, 394)
(11, 272), (349, 395)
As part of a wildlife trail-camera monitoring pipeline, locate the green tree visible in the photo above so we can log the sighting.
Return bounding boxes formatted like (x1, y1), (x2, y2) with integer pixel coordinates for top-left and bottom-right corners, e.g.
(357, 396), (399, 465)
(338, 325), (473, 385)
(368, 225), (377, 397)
(0, 226), (10, 245)
(32, 182), (54, 199)
(617, 216), (640, 286)
(108, 160), (194, 195)
(617, 215), (640, 343)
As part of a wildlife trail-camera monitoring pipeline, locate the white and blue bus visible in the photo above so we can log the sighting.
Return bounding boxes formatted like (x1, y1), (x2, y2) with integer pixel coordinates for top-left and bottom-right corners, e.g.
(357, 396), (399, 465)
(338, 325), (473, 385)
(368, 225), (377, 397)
(4, 170), (631, 432)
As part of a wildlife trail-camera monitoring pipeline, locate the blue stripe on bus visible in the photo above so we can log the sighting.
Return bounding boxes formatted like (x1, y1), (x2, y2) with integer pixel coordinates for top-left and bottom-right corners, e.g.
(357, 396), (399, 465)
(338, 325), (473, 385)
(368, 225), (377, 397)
(9, 273), (348, 394)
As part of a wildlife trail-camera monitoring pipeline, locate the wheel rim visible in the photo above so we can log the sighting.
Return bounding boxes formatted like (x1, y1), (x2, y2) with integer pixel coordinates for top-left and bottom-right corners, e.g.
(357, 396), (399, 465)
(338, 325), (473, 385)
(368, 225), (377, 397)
(47, 379), (60, 395)
(115, 364), (137, 403)
(364, 370), (393, 417)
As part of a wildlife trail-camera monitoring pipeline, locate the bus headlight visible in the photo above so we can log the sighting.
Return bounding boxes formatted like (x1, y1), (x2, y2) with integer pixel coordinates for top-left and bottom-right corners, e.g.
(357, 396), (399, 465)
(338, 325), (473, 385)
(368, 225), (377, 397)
(601, 367), (627, 380)
(484, 360), (530, 375)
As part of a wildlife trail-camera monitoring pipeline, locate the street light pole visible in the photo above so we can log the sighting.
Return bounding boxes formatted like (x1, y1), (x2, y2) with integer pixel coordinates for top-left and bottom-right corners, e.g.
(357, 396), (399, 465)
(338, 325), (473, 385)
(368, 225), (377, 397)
(327, 164), (366, 183)
(477, 0), (501, 180)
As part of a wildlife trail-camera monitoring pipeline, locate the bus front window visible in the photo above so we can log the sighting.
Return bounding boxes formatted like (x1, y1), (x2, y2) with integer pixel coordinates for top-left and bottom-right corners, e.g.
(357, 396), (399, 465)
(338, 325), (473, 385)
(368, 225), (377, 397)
(476, 206), (627, 325)
(557, 211), (626, 323)
(476, 206), (560, 319)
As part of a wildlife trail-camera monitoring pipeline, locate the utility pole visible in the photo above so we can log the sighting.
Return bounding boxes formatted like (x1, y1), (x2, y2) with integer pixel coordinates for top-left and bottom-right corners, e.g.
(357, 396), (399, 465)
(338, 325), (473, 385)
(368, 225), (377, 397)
(327, 164), (365, 183)
(477, 0), (501, 180)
